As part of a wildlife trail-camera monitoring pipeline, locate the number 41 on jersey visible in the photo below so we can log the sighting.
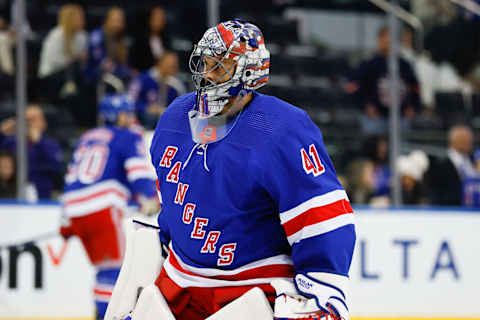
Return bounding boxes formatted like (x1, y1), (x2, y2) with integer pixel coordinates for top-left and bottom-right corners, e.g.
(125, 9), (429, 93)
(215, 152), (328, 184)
(301, 144), (325, 177)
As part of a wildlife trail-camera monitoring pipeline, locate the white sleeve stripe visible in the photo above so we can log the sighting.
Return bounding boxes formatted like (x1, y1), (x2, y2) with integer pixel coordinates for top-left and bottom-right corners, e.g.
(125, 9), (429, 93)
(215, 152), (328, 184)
(94, 295), (112, 303)
(280, 189), (349, 224)
(127, 170), (156, 181)
(287, 213), (354, 245)
(94, 284), (115, 292)
(125, 157), (149, 169)
(63, 195), (128, 217)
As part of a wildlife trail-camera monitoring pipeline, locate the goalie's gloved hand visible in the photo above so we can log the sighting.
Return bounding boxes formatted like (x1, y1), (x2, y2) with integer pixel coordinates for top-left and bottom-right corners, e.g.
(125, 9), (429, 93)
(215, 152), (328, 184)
(271, 273), (348, 320)
(138, 195), (161, 216)
(294, 273), (348, 320)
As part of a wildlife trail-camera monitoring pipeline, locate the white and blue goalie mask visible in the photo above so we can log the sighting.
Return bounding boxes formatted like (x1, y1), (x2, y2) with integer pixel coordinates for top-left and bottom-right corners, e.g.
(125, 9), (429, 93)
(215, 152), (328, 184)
(188, 19), (270, 144)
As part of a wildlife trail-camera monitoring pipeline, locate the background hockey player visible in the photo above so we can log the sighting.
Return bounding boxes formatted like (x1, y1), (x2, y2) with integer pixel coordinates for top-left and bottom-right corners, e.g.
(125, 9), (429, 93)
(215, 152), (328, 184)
(110, 19), (356, 320)
(60, 94), (159, 319)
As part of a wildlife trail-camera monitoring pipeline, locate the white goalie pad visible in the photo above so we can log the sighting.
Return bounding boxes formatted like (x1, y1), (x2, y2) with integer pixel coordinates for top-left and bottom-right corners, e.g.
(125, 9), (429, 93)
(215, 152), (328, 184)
(105, 227), (165, 320)
(206, 287), (273, 320)
(131, 284), (175, 320)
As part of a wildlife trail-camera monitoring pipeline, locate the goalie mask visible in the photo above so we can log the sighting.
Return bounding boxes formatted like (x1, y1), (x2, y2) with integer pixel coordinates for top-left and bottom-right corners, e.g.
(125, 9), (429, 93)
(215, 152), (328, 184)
(188, 19), (270, 144)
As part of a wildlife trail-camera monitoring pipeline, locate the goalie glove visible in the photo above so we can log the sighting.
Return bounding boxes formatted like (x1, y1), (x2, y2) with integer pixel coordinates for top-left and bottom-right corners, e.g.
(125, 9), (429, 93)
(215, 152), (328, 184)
(137, 195), (161, 216)
(271, 273), (349, 320)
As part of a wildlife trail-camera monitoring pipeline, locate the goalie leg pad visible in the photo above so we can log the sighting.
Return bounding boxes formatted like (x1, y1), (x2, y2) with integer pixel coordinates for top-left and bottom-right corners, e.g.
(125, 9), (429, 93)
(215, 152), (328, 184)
(104, 227), (165, 320)
(131, 284), (175, 320)
(205, 287), (273, 320)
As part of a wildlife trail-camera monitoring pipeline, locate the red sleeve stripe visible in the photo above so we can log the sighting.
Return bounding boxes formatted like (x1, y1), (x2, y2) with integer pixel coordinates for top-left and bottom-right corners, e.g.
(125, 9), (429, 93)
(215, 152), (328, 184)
(280, 189), (349, 225)
(64, 188), (128, 206)
(287, 213), (355, 245)
(93, 288), (112, 296)
(282, 199), (353, 237)
(126, 165), (151, 173)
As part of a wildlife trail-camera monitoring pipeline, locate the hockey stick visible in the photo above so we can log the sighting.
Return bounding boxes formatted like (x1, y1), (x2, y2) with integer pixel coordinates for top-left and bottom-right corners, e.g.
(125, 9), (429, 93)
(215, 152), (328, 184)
(0, 231), (59, 251)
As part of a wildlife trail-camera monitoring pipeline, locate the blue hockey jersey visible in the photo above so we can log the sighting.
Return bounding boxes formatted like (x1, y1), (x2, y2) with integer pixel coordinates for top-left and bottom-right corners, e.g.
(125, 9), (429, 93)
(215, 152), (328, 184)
(63, 126), (156, 217)
(150, 92), (356, 288)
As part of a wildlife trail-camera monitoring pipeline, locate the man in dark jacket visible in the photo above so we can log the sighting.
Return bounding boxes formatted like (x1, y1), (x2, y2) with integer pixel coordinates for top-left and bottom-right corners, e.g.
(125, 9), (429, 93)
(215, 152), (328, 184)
(347, 26), (421, 134)
(426, 125), (475, 206)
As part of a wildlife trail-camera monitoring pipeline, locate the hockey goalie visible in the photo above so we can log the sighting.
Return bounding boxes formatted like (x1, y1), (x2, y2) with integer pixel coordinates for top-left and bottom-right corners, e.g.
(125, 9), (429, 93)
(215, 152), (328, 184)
(105, 18), (356, 320)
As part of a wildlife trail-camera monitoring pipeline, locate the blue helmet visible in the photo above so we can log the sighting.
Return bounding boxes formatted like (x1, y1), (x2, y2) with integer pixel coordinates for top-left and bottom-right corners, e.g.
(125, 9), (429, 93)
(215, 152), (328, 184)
(99, 94), (135, 125)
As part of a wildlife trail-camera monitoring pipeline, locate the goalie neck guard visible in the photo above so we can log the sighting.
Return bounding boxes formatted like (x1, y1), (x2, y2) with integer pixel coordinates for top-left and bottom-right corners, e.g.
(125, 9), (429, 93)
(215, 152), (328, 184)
(188, 19), (270, 144)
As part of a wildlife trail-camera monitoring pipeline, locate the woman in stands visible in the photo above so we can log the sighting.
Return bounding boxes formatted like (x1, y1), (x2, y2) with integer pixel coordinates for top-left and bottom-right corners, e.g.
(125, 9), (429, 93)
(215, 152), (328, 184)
(38, 4), (87, 101)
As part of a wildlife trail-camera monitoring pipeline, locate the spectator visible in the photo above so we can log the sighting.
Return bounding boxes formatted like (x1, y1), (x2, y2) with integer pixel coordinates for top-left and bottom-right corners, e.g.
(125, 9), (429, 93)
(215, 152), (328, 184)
(345, 159), (375, 204)
(0, 16), (12, 73)
(411, 0), (457, 32)
(0, 105), (63, 199)
(400, 27), (415, 62)
(362, 135), (390, 206)
(400, 27), (440, 109)
(426, 125), (475, 205)
(128, 51), (185, 129)
(423, 9), (480, 88)
(85, 6), (130, 84)
(347, 26), (421, 134)
(129, 6), (171, 72)
(161, 51), (187, 96)
(461, 148), (480, 207)
(475, 148), (480, 173)
(347, 135), (390, 205)
(0, 150), (16, 198)
(0, 16), (14, 98)
(38, 4), (87, 101)
(0, 149), (38, 201)
(397, 150), (429, 205)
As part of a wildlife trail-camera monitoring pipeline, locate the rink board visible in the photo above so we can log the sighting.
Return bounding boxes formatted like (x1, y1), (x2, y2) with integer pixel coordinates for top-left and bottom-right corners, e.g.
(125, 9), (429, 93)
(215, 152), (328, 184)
(0, 203), (479, 319)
